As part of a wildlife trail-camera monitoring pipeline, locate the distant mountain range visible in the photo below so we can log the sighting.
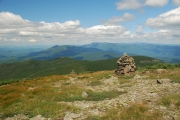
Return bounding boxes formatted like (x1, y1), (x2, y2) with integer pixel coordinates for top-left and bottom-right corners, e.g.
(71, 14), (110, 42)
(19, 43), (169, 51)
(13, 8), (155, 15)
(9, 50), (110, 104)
(82, 42), (180, 63)
(18, 45), (120, 61)
(0, 42), (180, 64)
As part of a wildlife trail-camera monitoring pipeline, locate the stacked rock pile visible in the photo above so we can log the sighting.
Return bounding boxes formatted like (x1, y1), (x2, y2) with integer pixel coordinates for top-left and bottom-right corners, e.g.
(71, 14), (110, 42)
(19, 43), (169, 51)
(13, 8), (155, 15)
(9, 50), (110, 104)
(115, 53), (136, 75)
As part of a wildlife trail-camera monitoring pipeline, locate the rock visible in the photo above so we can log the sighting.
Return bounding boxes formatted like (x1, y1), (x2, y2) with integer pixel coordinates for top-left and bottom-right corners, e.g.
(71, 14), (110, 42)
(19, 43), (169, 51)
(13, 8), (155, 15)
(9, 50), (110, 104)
(30, 115), (46, 120)
(157, 79), (172, 84)
(82, 91), (88, 98)
(5, 114), (29, 120)
(159, 105), (167, 110)
(157, 80), (162, 84)
(172, 115), (180, 120)
(117, 88), (126, 92)
(64, 112), (81, 120)
(134, 74), (141, 79)
(169, 104), (176, 109)
(156, 69), (166, 74)
(64, 116), (73, 120)
(115, 53), (136, 75)
(124, 65), (131, 73)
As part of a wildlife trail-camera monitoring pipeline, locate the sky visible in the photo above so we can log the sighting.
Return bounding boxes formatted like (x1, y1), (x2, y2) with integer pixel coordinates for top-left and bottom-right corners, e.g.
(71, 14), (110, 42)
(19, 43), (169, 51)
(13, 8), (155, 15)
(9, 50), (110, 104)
(0, 0), (180, 46)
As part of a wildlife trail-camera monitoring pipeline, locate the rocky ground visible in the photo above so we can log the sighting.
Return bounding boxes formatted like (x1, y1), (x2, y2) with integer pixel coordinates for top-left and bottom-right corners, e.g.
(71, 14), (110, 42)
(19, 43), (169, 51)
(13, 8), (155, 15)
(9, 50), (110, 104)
(61, 75), (180, 120)
(3, 71), (180, 120)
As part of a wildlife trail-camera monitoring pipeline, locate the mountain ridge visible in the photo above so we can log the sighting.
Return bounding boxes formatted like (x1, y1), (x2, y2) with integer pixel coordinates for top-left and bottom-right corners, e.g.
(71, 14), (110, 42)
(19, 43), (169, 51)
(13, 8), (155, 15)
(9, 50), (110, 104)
(0, 42), (180, 64)
(0, 56), (161, 80)
(82, 42), (180, 63)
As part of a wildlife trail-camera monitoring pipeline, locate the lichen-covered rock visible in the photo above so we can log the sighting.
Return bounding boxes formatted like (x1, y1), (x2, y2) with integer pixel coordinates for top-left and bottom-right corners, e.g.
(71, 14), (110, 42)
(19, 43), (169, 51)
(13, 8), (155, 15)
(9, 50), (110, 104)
(156, 69), (166, 74)
(82, 91), (88, 98)
(115, 53), (136, 75)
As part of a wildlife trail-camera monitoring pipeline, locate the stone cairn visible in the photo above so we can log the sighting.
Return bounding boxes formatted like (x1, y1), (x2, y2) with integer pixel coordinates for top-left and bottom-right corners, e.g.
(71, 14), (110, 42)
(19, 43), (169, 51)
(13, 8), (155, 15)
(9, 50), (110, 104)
(115, 53), (136, 75)
(70, 70), (77, 75)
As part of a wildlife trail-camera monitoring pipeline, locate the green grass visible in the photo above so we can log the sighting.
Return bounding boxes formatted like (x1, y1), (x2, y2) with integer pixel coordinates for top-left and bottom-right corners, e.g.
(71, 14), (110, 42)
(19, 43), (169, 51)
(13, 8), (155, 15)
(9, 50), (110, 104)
(160, 94), (180, 108)
(101, 104), (162, 120)
(140, 68), (180, 83)
(57, 90), (125, 102)
(88, 80), (102, 86)
(85, 116), (102, 120)
(1, 100), (79, 119)
(0, 80), (79, 119)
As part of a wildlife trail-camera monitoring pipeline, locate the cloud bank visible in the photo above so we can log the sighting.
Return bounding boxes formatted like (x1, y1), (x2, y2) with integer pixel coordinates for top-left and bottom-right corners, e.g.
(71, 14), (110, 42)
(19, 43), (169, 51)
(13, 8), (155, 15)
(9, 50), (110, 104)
(0, 10), (180, 45)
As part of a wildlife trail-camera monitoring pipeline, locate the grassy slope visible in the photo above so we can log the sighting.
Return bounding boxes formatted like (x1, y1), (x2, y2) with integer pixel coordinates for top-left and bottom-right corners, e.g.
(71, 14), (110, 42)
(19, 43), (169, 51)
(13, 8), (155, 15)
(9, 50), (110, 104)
(0, 57), (85, 80)
(0, 56), (160, 80)
(0, 69), (180, 119)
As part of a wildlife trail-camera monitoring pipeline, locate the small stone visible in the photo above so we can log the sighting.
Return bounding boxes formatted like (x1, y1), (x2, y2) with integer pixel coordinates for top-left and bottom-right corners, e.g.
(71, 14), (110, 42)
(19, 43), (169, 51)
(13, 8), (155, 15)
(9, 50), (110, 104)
(117, 88), (125, 92)
(157, 80), (162, 84)
(64, 116), (73, 120)
(157, 79), (172, 84)
(30, 115), (46, 120)
(134, 74), (141, 79)
(159, 105), (167, 110)
(169, 104), (176, 109)
(82, 91), (88, 98)
(173, 115), (180, 120)
(156, 69), (166, 74)
(64, 112), (82, 120)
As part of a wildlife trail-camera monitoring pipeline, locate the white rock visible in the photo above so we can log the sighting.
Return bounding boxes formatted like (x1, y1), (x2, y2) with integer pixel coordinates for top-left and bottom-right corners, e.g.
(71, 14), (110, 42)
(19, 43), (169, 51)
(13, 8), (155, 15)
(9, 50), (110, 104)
(30, 115), (46, 120)
(134, 74), (141, 79)
(82, 91), (88, 98)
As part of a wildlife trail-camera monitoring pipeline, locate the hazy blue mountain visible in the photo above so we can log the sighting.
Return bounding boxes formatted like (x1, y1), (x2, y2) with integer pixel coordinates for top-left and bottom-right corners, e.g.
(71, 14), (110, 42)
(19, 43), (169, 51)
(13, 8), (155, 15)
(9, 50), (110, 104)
(1, 42), (180, 64)
(82, 42), (180, 63)
(0, 46), (50, 63)
(17, 45), (120, 61)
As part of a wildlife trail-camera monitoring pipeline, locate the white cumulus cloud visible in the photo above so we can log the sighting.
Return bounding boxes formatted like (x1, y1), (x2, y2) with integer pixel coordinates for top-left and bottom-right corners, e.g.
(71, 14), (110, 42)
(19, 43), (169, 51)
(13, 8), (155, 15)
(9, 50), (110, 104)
(136, 26), (143, 34)
(0, 11), (180, 45)
(116, 0), (142, 10)
(104, 13), (135, 25)
(86, 25), (127, 35)
(144, 0), (169, 7)
(145, 7), (180, 28)
(0, 12), (32, 28)
(0, 12), (133, 45)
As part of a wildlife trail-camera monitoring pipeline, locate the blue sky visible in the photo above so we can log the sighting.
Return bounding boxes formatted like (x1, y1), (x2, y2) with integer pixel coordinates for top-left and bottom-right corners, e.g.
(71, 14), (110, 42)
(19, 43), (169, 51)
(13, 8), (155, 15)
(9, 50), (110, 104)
(0, 0), (180, 45)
